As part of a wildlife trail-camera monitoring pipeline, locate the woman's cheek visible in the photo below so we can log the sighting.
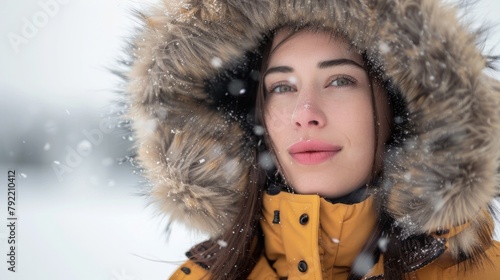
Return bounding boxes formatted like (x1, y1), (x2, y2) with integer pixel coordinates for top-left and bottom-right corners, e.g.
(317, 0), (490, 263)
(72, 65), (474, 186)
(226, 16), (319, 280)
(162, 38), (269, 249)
(264, 106), (290, 134)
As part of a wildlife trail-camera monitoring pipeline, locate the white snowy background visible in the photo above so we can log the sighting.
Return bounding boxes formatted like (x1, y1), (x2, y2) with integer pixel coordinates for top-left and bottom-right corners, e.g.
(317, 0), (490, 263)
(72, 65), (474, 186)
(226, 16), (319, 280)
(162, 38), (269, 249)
(0, 0), (499, 279)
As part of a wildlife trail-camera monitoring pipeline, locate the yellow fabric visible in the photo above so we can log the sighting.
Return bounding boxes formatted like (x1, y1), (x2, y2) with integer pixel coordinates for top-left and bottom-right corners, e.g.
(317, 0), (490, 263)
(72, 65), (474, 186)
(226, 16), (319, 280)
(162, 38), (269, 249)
(260, 192), (377, 279)
(367, 245), (500, 280)
(169, 260), (210, 280)
(169, 192), (500, 279)
(247, 255), (280, 280)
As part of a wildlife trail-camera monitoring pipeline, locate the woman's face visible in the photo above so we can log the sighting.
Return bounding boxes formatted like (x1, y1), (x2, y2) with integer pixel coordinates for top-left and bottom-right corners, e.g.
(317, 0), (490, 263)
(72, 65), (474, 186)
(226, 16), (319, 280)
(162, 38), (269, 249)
(263, 30), (391, 198)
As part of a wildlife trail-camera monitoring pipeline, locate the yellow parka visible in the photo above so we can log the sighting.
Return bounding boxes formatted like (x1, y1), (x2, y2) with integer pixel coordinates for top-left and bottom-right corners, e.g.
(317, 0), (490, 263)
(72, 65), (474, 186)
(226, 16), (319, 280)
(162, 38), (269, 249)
(124, 0), (500, 279)
(169, 192), (500, 279)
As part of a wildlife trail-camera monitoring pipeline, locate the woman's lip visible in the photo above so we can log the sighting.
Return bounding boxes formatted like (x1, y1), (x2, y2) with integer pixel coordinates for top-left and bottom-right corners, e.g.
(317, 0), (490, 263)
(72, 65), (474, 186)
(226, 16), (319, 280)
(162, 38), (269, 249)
(288, 140), (342, 165)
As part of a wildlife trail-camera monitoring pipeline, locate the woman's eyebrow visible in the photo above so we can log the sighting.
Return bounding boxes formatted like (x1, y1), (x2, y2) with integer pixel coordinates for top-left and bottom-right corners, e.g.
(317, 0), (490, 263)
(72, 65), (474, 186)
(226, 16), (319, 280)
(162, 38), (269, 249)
(264, 59), (364, 80)
(264, 66), (294, 79)
(318, 59), (364, 70)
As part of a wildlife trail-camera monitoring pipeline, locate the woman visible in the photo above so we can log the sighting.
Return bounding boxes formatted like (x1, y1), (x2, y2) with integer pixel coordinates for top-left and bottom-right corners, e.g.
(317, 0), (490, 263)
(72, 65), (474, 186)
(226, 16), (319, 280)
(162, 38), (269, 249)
(125, 0), (500, 279)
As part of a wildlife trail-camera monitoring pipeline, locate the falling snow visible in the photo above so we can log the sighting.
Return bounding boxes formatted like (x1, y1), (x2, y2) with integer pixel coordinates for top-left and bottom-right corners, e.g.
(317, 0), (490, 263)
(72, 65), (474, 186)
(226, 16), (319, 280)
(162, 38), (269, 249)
(378, 41), (390, 54)
(211, 57), (223, 68)
(403, 172), (412, 182)
(253, 125), (265, 136)
(288, 76), (298, 84)
(228, 79), (246, 96)
(217, 239), (228, 247)
(394, 116), (404, 124)
(378, 237), (389, 252)
(77, 139), (93, 154)
(351, 252), (374, 276)
(258, 152), (275, 170)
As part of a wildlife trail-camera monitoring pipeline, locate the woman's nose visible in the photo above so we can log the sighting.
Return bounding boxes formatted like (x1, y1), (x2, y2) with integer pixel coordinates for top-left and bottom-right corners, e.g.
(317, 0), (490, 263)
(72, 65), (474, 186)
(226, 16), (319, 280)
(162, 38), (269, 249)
(291, 97), (326, 128)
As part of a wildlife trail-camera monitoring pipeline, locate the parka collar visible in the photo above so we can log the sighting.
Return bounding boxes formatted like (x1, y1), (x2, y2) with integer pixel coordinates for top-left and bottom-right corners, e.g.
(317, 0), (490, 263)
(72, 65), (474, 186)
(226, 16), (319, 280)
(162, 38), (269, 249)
(261, 191), (377, 278)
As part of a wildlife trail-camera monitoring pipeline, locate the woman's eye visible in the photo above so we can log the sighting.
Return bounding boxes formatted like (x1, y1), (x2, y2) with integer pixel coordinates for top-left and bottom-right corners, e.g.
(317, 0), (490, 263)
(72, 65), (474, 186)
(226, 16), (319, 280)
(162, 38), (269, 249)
(330, 77), (354, 87)
(270, 84), (294, 93)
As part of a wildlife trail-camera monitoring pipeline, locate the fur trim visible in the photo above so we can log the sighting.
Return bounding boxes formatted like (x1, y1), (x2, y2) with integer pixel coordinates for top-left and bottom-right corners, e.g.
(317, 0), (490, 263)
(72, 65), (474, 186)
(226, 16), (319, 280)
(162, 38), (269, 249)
(125, 0), (500, 260)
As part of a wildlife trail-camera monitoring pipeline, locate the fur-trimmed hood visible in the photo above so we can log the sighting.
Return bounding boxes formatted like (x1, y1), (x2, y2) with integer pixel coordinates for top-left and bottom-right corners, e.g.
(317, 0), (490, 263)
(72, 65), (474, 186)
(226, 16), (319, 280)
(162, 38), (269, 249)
(126, 0), (500, 261)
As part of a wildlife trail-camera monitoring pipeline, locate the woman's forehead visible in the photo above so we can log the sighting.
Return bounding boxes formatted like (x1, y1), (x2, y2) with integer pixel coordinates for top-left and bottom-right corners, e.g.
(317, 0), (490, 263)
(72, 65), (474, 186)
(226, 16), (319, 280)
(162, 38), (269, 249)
(269, 29), (363, 66)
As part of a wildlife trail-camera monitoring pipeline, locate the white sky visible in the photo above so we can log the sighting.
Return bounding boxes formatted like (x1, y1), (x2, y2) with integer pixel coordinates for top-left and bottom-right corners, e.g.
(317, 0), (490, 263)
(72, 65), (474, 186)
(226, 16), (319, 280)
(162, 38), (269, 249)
(0, 0), (138, 108)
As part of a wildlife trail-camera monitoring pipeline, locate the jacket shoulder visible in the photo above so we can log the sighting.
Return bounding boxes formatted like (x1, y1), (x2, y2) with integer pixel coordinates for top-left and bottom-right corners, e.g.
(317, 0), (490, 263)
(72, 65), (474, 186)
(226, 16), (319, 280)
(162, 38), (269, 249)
(416, 240), (500, 279)
(367, 240), (500, 279)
